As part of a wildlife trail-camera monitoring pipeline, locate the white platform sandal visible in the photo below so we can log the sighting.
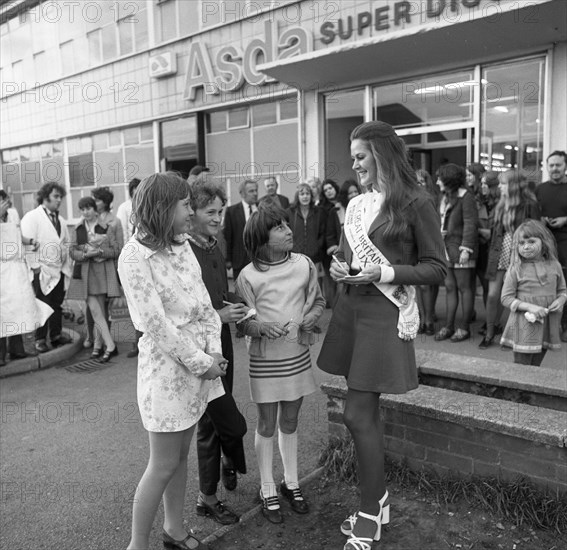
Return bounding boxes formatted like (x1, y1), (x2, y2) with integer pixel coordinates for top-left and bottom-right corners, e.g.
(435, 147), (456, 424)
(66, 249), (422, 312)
(343, 510), (381, 550)
(340, 490), (390, 540)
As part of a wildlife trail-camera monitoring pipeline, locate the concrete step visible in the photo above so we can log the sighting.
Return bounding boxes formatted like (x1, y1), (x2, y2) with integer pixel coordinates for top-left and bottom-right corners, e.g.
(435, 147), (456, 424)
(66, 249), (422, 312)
(418, 351), (567, 412)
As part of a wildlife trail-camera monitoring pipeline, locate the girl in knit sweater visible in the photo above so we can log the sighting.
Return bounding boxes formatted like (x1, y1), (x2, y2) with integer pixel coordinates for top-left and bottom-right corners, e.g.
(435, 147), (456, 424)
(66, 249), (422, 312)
(235, 202), (325, 524)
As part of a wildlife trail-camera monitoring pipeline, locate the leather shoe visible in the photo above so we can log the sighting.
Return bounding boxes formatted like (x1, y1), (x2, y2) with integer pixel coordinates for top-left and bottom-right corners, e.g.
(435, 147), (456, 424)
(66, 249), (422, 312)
(280, 480), (309, 514)
(35, 341), (49, 353)
(259, 489), (283, 524)
(221, 464), (237, 491)
(163, 530), (209, 549)
(424, 323), (435, 336)
(51, 334), (73, 347)
(99, 346), (118, 363)
(196, 498), (239, 525)
(478, 336), (494, 350)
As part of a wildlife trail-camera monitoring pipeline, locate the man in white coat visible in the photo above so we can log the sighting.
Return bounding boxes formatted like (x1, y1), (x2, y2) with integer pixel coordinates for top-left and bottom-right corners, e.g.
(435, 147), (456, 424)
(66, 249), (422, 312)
(21, 182), (73, 353)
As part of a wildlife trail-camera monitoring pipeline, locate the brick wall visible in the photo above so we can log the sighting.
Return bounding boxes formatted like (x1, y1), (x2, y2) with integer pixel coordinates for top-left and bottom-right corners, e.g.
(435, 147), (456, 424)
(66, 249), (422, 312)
(325, 393), (567, 495)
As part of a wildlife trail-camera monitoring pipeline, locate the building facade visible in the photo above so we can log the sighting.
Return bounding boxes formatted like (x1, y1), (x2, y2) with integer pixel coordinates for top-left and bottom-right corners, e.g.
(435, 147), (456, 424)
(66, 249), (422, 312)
(1, 0), (566, 220)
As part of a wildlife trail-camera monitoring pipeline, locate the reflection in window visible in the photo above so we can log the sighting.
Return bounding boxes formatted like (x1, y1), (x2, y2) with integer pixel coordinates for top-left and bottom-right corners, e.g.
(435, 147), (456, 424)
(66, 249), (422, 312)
(373, 71), (474, 129)
(60, 41), (75, 74)
(207, 112), (226, 133)
(325, 89), (364, 184)
(87, 30), (102, 66)
(102, 24), (117, 61)
(481, 58), (545, 180)
(253, 103), (277, 126)
(118, 18), (134, 56)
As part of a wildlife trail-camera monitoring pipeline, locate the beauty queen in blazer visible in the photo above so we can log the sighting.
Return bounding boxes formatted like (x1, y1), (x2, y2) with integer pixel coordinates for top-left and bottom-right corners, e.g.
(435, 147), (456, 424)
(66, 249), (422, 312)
(317, 122), (446, 550)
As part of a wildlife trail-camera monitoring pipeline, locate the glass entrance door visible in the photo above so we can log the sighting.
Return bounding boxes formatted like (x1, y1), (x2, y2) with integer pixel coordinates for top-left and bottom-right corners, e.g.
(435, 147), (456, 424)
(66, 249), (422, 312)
(398, 125), (474, 176)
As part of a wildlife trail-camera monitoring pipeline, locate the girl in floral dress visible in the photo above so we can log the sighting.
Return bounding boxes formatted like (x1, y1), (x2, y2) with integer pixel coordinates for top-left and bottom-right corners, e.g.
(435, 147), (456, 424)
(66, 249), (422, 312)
(500, 219), (566, 366)
(118, 172), (225, 550)
(235, 202), (326, 524)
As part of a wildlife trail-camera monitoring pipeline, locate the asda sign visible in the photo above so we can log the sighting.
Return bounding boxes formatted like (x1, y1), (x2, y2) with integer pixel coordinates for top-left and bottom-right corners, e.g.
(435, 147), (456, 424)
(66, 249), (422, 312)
(183, 21), (309, 101)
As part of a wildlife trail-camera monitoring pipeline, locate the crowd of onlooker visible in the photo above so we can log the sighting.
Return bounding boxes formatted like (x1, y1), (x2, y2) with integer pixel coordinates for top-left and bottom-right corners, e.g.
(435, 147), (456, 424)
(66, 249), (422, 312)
(1, 150), (566, 368)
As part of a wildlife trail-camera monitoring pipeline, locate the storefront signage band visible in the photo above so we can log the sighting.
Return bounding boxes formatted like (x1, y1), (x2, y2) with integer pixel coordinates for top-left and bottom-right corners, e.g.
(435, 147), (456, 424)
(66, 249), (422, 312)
(183, 0), (499, 102)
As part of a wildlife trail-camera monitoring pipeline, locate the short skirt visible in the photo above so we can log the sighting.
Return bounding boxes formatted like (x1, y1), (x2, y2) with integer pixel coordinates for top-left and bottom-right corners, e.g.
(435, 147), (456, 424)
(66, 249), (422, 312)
(317, 285), (418, 394)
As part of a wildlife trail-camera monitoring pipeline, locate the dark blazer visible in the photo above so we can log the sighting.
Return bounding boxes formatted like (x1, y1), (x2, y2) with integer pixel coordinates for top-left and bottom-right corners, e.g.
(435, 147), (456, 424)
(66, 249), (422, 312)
(442, 190), (479, 264)
(223, 202), (249, 273)
(485, 200), (541, 280)
(337, 193), (447, 287)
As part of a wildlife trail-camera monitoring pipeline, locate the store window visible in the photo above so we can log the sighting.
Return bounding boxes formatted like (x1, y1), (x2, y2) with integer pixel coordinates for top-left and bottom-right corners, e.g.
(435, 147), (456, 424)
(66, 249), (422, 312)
(155, 0), (199, 43)
(481, 58), (545, 179)
(205, 99), (299, 202)
(325, 89), (364, 184)
(373, 70), (474, 129)
(162, 116), (198, 179)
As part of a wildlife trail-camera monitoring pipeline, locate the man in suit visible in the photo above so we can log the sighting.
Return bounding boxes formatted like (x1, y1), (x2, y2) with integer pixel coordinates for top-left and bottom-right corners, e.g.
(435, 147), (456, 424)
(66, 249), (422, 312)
(223, 179), (258, 280)
(21, 182), (73, 353)
(261, 176), (289, 209)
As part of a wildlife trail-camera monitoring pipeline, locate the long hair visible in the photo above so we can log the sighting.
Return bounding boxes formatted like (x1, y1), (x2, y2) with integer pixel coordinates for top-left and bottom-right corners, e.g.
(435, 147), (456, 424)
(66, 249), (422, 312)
(291, 183), (314, 208)
(350, 121), (421, 242)
(416, 169), (441, 207)
(509, 219), (558, 271)
(133, 172), (191, 251)
(337, 179), (361, 208)
(319, 179), (340, 211)
(243, 201), (289, 271)
(492, 170), (537, 233)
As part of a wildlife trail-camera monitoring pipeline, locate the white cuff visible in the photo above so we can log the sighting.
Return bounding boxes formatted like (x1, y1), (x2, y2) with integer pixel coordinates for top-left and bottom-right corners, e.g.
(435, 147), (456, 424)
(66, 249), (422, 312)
(380, 265), (395, 284)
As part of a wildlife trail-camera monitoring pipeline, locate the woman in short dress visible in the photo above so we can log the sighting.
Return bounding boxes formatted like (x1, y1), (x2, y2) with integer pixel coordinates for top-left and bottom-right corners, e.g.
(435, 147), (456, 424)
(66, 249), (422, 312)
(318, 122), (446, 550)
(118, 172), (226, 550)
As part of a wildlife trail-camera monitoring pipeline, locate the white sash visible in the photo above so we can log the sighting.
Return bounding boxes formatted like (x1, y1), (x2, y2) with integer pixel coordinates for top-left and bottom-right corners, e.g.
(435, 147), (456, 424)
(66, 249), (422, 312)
(343, 196), (420, 341)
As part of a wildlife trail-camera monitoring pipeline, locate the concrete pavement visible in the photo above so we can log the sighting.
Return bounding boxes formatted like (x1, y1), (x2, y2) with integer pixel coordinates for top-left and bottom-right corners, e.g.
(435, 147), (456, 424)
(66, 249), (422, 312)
(1, 303), (565, 549)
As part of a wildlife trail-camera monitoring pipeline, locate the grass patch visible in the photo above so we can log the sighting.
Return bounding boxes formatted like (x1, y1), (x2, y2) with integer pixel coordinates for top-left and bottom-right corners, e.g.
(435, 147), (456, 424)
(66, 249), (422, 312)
(318, 436), (567, 534)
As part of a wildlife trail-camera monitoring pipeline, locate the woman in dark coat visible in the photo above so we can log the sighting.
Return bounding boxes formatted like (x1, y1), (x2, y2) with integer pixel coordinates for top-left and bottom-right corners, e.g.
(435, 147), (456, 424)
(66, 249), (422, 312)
(434, 164), (479, 342)
(286, 183), (326, 265)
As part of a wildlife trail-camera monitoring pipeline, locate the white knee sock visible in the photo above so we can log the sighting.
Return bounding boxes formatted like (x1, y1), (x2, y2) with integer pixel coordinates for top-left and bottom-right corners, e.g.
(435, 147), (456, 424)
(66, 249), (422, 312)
(255, 432), (276, 498)
(278, 429), (298, 489)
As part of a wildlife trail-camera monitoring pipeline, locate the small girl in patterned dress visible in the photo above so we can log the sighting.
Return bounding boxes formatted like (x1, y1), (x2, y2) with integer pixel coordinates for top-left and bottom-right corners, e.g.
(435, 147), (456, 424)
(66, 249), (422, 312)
(500, 219), (566, 365)
(235, 202), (325, 524)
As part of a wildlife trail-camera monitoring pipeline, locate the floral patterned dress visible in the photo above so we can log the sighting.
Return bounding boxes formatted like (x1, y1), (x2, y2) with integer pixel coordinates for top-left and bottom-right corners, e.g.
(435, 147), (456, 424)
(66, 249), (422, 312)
(118, 237), (224, 432)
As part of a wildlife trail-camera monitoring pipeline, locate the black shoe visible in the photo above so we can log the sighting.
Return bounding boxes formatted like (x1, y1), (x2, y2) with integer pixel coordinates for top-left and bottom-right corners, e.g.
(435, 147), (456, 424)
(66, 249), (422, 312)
(221, 464), (237, 491)
(51, 334), (73, 347)
(163, 530), (209, 550)
(99, 346), (118, 363)
(478, 323), (487, 336)
(35, 341), (49, 354)
(196, 498), (239, 525)
(91, 348), (103, 359)
(478, 336), (494, 350)
(9, 351), (28, 360)
(126, 344), (139, 358)
(259, 489), (283, 524)
(280, 480), (309, 514)
(424, 323), (435, 336)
